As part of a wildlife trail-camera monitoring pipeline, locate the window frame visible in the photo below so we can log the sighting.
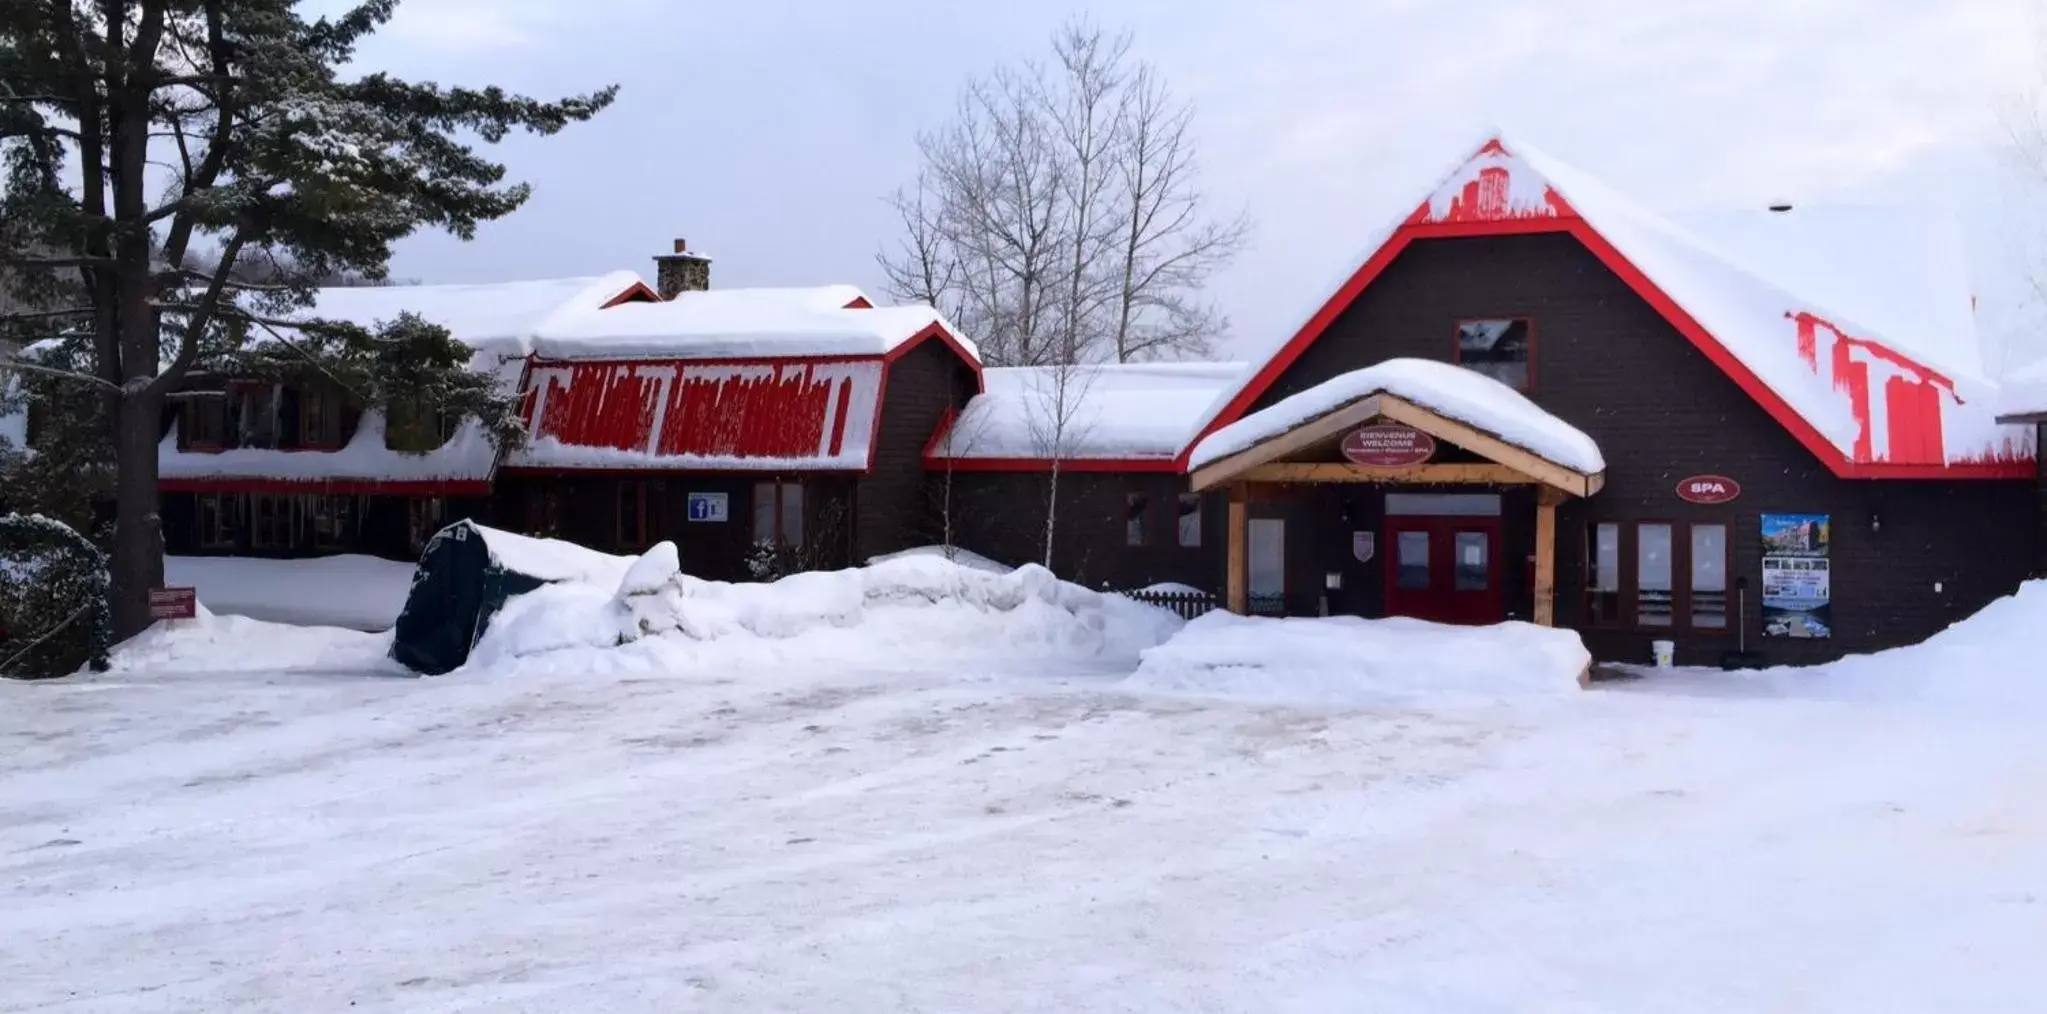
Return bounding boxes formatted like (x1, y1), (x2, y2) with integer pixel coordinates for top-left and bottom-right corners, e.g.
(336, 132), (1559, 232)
(751, 479), (805, 549)
(617, 481), (651, 552)
(197, 493), (238, 550)
(299, 385), (342, 450)
(1125, 491), (1151, 547)
(1450, 316), (1537, 392)
(1176, 493), (1203, 549)
(1582, 521), (1624, 628)
(1582, 519), (1734, 633)
(183, 395), (228, 451)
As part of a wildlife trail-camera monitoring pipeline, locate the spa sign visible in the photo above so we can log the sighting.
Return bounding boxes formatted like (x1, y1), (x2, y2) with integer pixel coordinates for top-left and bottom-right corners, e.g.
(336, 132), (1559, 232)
(1675, 474), (1741, 504)
(1341, 424), (1436, 467)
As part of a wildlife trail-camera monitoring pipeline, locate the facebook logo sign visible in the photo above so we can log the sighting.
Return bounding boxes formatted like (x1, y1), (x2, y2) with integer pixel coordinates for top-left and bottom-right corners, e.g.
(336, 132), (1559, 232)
(686, 492), (729, 523)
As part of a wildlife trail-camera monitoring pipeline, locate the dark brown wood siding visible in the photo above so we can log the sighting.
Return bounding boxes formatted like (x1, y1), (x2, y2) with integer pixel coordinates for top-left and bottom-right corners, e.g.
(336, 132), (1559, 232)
(855, 340), (979, 564)
(490, 473), (856, 582)
(1244, 231), (2037, 664)
(951, 471), (1224, 592)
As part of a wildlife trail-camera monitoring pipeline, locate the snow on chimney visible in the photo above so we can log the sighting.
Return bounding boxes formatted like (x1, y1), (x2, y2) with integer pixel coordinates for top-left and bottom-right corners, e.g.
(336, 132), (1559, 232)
(654, 237), (711, 298)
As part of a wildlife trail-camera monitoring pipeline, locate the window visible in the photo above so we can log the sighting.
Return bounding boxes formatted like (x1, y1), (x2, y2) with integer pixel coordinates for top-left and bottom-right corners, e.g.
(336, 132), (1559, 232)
(753, 481), (804, 548)
(387, 398), (453, 453)
(231, 383), (277, 449)
(617, 482), (655, 551)
(300, 387), (339, 448)
(1176, 494), (1202, 548)
(407, 498), (445, 557)
(184, 396), (227, 449)
(198, 494), (238, 549)
(1395, 530), (1431, 590)
(1585, 522), (1622, 624)
(1248, 518), (1286, 615)
(1585, 520), (1731, 631)
(1454, 531), (1490, 591)
(1690, 524), (1729, 628)
(1453, 318), (1533, 390)
(1125, 492), (1150, 547)
(310, 495), (353, 549)
(1636, 523), (1674, 627)
(249, 494), (296, 550)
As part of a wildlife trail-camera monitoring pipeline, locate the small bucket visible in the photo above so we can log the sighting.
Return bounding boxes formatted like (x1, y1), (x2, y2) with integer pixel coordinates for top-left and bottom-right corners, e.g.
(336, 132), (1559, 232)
(1651, 639), (1676, 669)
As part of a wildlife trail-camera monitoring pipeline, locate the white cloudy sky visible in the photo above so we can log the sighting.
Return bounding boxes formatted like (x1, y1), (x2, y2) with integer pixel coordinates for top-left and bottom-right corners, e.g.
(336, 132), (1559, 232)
(332, 0), (2047, 370)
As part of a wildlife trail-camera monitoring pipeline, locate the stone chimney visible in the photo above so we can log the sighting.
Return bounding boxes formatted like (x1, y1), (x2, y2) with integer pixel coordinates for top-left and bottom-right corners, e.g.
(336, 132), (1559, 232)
(654, 238), (711, 298)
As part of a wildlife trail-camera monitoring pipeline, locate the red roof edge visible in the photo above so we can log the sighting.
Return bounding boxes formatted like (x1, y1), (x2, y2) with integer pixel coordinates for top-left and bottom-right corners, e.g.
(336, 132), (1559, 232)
(601, 280), (663, 308)
(924, 456), (1183, 474)
(1171, 197), (2015, 480)
(159, 478), (492, 496)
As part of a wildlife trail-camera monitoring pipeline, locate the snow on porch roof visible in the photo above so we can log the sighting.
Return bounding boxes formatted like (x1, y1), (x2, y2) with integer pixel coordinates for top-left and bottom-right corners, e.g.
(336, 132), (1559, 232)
(1187, 358), (1605, 476)
(1998, 356), (2047, 421)
(1185, 133), (2034, 477)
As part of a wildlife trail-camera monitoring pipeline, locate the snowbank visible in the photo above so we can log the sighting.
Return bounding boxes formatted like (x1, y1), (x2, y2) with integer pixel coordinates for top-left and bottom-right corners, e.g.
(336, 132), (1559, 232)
(1127, 612), (1591, 707)
(166, 554), (417, 631)
(1736, 580), (2047, 706)
(1188, 358), (1605, 475)
(464, 547), (1180, 675)
(106, 605), (395, 675)
(866, 544), (1012, 574)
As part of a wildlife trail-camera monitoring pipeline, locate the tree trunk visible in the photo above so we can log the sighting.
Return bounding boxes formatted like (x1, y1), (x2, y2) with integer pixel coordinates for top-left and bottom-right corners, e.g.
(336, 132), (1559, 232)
(1043, 460), (1059, 571)
(109, 391), (166, 640)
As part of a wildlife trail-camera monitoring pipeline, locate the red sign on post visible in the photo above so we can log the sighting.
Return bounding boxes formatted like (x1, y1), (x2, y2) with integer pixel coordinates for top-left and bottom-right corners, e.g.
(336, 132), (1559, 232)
(1675, 475), (1742, 504)
(148, 587), (197, 621)
(1341, 424), (1437, 467)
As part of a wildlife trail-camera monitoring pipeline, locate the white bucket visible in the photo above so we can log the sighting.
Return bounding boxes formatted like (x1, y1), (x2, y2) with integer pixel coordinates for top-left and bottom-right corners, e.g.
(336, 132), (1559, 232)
(1651, 639), (1676, 669)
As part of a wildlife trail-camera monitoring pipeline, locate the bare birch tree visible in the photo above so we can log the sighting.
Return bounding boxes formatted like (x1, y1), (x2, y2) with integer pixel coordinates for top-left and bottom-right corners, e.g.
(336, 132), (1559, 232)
(1023, 359), (1096, 570)
(879, 18), (1246, 366)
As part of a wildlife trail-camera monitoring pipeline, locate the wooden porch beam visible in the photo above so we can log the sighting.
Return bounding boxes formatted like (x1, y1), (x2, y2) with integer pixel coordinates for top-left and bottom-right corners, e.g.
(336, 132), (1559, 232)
(1241, 462), (1535, 485)
(1374, 395), (1600, 498)
(1226, 483), (1248, 614)
(1533, 486), (1563, 627)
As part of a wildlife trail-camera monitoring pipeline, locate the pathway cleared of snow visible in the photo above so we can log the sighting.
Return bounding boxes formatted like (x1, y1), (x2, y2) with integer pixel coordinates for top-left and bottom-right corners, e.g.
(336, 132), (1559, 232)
(5, 647), (2046, 1012)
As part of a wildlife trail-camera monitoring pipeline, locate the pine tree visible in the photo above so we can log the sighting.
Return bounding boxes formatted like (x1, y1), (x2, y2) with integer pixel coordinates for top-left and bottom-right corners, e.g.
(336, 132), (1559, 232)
(0, 1), (617, 638)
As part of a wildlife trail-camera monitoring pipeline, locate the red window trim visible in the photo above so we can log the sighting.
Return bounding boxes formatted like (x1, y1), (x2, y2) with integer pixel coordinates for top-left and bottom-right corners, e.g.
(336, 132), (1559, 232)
(1450, 316), (1536, 392)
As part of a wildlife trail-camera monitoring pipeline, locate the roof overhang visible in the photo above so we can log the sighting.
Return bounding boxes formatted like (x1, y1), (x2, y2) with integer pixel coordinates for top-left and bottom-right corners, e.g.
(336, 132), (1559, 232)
(1189, 391), (1605, 497)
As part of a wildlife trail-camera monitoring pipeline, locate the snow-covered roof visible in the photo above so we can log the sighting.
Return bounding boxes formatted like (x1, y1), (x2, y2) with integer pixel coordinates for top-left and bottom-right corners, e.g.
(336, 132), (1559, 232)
(934, 362), (1246, 462)
(292, 273), (649, 363)
(1188, 358), (1605, 476)
(158, 412), (499, 488)
(1675, 205), (1984, 384)
(528, 300), (979, 364)
(1190, 134), (2034, 476)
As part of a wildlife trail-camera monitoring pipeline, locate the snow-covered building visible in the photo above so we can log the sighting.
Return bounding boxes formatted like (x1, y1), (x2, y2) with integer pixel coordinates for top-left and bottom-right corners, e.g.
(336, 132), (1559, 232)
(138, 137), (2047, 666)
(926, 134), (2043, 666)
(151, 242), (982, 576)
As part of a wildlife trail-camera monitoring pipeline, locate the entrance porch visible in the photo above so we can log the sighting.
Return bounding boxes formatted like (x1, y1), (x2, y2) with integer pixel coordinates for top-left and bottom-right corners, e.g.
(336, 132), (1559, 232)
(1186, 361), (1606, 627)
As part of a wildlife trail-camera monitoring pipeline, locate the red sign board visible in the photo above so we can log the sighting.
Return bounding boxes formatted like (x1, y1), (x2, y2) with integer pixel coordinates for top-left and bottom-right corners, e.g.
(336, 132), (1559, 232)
(148, 587), (197, 621)
(1341, 424), (1436, 467)
(1675, 475), (1742, 504)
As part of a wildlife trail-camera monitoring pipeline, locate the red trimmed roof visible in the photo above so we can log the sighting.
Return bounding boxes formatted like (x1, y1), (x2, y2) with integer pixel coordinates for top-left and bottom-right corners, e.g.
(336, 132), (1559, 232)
(1178, 134), (2033, 479)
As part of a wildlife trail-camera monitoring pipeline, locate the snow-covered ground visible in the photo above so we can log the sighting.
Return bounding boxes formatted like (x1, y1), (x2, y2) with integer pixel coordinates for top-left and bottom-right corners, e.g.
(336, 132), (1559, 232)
(5, 576), (2046, 1011)
(166, 554), (416, 631)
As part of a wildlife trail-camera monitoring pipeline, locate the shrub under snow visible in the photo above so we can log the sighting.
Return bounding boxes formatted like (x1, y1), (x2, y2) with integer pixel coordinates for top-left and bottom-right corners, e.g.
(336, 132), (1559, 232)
(461, 543), (1182, 675)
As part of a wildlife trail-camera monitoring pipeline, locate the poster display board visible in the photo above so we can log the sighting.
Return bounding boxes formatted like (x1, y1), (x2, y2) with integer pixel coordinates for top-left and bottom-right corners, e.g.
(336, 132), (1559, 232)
(1760, 513), (1831, 638)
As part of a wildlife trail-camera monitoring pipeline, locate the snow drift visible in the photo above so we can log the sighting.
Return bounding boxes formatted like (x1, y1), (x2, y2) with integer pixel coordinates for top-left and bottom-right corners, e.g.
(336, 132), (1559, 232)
(1127, 612), (1592, 707)
(462, 544), (1182, 674)
(1740, 579), (2047, 706)
(106, 604), (395, 675)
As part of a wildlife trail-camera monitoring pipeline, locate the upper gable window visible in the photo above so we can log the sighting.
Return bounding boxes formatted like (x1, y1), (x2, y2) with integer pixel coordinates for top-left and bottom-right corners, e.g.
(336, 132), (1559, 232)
(1453, 318), (1533, 390)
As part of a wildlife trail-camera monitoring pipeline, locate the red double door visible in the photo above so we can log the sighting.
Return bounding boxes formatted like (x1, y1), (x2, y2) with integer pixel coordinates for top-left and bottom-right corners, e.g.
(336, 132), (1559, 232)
(1383, 515), (1504, 626)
